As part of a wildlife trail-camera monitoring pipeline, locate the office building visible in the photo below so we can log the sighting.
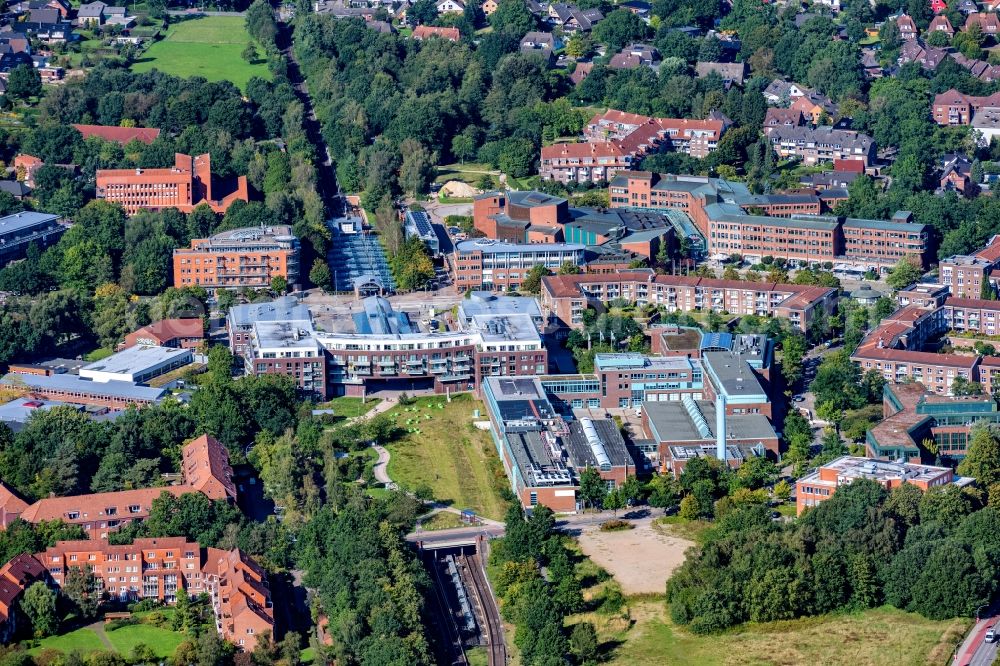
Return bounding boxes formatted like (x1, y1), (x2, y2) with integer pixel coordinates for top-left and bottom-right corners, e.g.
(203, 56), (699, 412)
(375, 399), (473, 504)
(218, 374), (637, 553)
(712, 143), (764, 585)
(95, 153), (249, 215)
(78, 345), (192, 384)
(244, 320), (327, 398)
(482, 376), (637, 511)
(607, 172), (929, 270)
(173, 226), (300, 292)
(227, 296), (311, 355)
(453, 239), (585, 291)
(0, 374), (167, 410)
(403, 210), (440, 257)
(0, 212), (63, 268)
(796, 456), (968, 515)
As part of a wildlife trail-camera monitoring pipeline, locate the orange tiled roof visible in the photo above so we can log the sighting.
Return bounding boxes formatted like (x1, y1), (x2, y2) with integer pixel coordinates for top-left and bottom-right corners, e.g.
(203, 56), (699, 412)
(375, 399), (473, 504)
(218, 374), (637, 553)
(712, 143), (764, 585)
(72, 124), (161, 145)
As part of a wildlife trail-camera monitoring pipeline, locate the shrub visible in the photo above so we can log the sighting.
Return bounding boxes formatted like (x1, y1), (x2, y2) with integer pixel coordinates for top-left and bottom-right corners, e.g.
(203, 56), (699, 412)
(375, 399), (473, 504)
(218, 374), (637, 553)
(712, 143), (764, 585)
(599, 519), (634, 532)
(104, 618), (138, 631)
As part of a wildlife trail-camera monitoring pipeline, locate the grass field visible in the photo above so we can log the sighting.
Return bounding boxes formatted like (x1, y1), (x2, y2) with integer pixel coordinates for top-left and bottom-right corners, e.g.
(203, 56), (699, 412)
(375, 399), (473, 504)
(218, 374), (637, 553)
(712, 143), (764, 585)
(28, 627), (105, 655)
(104, 623), (185, 658)
(606, 602), (968, 666)
(317, 396), (381, 420)
(434, 162), (500, 186)
(385, 395), (507, 520)
(131, 17), (271, 90)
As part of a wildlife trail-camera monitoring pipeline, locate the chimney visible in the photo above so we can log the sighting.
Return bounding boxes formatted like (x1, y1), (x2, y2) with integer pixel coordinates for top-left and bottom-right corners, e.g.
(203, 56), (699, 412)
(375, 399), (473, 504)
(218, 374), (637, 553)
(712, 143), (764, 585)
(715, 394), (726, 461)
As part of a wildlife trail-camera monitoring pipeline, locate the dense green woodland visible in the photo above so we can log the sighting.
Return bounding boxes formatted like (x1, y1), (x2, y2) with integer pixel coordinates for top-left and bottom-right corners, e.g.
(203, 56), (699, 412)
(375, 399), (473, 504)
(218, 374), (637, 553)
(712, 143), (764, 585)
(670, 424), (1000, 633)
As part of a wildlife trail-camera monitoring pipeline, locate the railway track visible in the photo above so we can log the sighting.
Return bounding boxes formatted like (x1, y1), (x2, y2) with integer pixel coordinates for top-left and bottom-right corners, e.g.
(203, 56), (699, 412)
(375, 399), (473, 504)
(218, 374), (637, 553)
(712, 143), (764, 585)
(425, 552), (469, 666)
(460, 551), (507, 666)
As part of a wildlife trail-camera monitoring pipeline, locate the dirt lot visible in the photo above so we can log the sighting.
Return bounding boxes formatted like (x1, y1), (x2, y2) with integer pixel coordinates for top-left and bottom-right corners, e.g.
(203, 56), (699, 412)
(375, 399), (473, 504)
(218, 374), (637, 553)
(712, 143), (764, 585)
(576, 519), (694, 595)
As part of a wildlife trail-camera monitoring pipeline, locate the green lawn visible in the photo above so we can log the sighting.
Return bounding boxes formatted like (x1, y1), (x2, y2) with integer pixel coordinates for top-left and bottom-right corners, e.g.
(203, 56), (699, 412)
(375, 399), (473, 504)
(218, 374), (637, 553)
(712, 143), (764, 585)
(317, 396), (381, 420)
(385, 395), (507, 520)
(83, 346), (114, 362)
(104, 623), (184, 658)
(131, 17), (271, 90)
(418, 510), (465, 531)
(608, 602), (967, 666)
(29, 627), (105, 656)
(434, 162), (500, 186)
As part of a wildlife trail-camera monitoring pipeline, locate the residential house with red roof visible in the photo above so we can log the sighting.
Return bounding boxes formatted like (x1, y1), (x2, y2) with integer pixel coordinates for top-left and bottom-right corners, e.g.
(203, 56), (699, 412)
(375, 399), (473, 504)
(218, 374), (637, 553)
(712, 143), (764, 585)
(410, 25), (460, 41)
(897, 13), (918, 39)
(1, 435), (235, 539)
(121, 318), (204, 350)
(71, 124), (161, 145)
(928, 13), (954, 35)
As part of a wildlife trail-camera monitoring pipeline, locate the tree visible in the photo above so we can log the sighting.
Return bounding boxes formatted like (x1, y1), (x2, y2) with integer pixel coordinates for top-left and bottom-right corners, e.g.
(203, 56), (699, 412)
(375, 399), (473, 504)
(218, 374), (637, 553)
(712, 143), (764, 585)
(605, 487), (626, 516)
(521, 264), (551, 294)
(592, 9), (649, 52)
(489, 0), (536, 35)
(63, 566), (99, 620)
(398, 139), (436, 196)
(21, 581), (58, 637)
(678, 494), (701, 521)
(558, 261), (582, 275)
(773, 479), (792, 502)
(886, 257), (923, 290)
(451, 134), (475, 164)
(309, 259), (333, 292)
(781, 333), (807, 385)
(957, 425), (1000, 488)
(569, 622), (598, 663)
(647, 474), (680, 513)
(270, 275), (288, 295)
(242, 42), (259, 64)
(579, 467), (605, 510)
(245, 0), (277, 45)
(7, 65), (41, 102)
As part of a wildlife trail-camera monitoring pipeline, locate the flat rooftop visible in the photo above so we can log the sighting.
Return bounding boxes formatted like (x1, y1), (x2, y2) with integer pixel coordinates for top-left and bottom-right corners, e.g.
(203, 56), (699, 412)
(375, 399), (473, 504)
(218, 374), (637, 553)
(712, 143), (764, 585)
(470, 314), (541, 344)
(806, 455), (954, 484)
(563, 417), (634, 469)
(228, 296), (310, 327)
(594, 353), (694, 373)
(80, 345), (191, 376)
(703, 351), (768, 398)
(0, 211), (59, 237)
(644, 399), (776, 443)
(459, 292), (543, 320)
(455, 239), (585, 254)
(253, 320), (319, 350)
(1, 374), (167, 401)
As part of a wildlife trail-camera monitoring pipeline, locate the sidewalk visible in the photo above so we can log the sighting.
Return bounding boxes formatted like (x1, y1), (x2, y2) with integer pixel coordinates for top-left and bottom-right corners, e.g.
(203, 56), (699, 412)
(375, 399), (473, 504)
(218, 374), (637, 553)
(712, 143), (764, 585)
(954, 612), (996, 665)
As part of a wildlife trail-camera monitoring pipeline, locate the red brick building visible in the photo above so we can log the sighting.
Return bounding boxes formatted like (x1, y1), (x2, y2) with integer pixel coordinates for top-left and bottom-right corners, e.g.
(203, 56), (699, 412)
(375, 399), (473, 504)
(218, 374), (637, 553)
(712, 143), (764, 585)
(796, 456), (962, 515)
(72, 124), (161, 145)
(540, 271), (838, 332)
(121, 318), (204, 350)
(23, 540), (273, 650)
(96, 153), (249, 215)
(0, 435), (235, 539)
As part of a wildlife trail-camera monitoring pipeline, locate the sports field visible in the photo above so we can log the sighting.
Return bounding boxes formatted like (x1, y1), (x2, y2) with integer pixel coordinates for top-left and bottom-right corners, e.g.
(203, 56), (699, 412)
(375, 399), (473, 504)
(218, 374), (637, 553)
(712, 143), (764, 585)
(131, 17), (271, 90)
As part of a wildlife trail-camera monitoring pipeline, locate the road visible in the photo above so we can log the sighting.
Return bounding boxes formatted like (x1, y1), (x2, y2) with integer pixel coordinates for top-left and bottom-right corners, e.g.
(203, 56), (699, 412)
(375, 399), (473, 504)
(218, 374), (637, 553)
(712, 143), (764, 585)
(956, 606), (1000, 666)
(406, 508), (657, 544)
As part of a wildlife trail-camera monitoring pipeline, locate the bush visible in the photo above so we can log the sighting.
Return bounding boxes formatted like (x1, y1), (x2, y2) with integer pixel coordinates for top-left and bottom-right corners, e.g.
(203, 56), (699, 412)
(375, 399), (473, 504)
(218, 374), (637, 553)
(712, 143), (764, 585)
(127, 599), (160, 613)
(599, 519), (634, 532)
(597, 586), (625, 615)
(104, 618), (138, 631)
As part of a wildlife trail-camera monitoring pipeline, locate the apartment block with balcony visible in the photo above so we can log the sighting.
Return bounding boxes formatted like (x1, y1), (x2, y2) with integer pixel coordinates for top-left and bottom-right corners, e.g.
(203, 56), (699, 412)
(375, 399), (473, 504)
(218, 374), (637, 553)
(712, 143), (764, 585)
(173, 226), (300, 292)
(540, 271), (838, 332)
(245, 319), (328, 398)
